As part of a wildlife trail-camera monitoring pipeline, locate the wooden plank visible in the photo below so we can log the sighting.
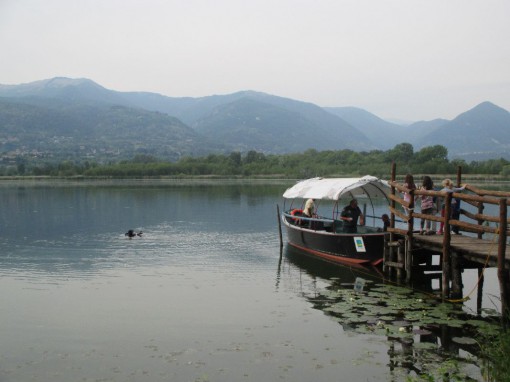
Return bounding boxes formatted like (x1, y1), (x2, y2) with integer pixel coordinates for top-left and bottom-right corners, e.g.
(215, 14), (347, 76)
(466, 184), (510, 198)
(384, 261), (404, 269)
(412, 212), (442, 222)
(388, 206), (409, 222)
(387, 227), (407, 235)
(388, 193), (409, 208)
(460, 209), (497, 223)
(463, 211), (510, 224)
(388, 181), (408, 193)
(455, 192), (502, 206)
(453, 219), (508, 234)
(462, 199), (482, 209)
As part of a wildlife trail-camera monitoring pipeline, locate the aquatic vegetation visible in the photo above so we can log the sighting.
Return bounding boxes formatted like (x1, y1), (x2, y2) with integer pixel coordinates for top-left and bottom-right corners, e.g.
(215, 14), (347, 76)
(311, 280), (502, 380)
(478, 322), (510, 381)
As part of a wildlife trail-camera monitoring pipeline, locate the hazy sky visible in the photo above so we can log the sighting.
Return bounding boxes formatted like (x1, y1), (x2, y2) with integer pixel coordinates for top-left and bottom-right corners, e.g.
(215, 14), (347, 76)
(1, 0), (509, 121)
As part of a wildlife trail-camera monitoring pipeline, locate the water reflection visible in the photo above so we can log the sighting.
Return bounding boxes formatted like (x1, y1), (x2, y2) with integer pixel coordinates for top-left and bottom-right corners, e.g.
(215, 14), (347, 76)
(282, 244), (498, 381)
(0, 181), (286, 278)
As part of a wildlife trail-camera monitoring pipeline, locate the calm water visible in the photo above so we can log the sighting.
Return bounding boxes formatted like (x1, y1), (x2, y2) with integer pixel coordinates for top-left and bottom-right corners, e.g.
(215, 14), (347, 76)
(0, 179), (501, 381)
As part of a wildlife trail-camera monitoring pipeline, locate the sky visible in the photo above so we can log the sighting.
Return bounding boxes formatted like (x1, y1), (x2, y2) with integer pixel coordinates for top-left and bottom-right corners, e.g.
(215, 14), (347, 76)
(0, 0), (509, 121)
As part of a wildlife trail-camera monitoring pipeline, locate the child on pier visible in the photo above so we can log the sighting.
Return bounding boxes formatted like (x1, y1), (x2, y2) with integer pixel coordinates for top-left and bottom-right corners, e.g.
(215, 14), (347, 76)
(403, 174), (417, 214)
(437, 179), (466, 235)
(419, 176), (435, 235)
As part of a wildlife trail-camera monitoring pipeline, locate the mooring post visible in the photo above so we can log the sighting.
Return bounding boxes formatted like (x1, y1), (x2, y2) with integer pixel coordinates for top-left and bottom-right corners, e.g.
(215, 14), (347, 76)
(383, 234), (388, 273)
(477, 267), (485, 315)
(277, 204), (283, 248)
(497, 198), (508, 322)
(442, 192), (453, 299)
(451, 253), (463, 299)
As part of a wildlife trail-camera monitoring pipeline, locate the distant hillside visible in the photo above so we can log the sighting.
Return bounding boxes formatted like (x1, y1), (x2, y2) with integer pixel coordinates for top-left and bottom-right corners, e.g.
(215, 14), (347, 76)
(0, 78), (374, 158)
(0, 98), (217, 163)
(406, 119), (449, 139)
(324, 107), (453, 151)
(417, 102), (510, 160)
(1, 77), (509, 162)
(123, 91), (374, 151)
(324, 107), (408, 149)
(191, 97), (370, 153)
(0, 77), (128, 106)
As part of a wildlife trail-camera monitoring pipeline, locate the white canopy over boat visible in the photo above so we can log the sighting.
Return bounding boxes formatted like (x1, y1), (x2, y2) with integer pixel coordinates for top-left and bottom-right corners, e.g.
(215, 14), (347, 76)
(282, 175), (390, 201)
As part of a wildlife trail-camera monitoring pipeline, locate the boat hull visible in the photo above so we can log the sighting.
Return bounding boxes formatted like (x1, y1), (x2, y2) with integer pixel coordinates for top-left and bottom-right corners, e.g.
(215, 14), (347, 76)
(283, 218), (385, 266)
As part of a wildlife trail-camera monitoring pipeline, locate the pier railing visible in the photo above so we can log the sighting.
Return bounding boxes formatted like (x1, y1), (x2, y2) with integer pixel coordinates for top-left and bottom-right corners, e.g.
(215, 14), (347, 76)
(387, 181), (510, 238)
(385, 164), (510, 311)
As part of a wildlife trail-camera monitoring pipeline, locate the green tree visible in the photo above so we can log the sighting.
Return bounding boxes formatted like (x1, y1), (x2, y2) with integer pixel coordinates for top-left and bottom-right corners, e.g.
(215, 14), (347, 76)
(415, 145), (448, 163)
(387, 143), (414, 163)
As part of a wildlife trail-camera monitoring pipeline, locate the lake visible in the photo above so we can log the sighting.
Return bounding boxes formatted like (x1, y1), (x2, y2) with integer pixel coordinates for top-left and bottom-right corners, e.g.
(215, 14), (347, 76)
(0, 179), (501, 381)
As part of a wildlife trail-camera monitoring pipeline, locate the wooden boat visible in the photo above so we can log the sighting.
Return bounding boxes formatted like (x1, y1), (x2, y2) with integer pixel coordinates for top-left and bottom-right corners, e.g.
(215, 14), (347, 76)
(281, 176), (390, 266)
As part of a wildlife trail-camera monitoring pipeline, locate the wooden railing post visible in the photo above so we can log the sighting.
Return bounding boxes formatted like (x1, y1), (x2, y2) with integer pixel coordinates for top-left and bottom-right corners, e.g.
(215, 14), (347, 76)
(390, 162), (396, 230)
(477, 201), (484, 240)
(385, 162), (397, 275)
(406, 189), (415, 282)
(442, 192), (453, 299)
(498, 198), (508, 322)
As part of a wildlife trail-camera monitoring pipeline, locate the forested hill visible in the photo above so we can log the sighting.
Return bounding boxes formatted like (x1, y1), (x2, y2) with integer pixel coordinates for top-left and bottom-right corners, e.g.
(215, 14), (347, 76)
(0, 98), (221, 162)
(1, 77), (509, 165)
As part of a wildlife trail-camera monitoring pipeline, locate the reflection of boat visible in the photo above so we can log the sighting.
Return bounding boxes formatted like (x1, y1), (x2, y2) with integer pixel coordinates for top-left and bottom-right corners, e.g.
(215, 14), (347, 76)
(281, 176), (390, 266)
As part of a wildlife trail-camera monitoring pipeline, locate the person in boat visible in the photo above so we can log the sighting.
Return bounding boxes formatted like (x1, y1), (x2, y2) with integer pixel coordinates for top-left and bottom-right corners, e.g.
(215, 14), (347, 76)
(303, 198), (316, 217)
(340, 199), (365, 233)
(382, 214), (390, 232)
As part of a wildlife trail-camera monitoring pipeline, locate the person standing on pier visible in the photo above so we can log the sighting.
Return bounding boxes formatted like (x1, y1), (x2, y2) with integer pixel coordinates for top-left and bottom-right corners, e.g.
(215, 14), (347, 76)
(403, 173), (417, 214)
(437, 179), (466, 235)
(419, 176), (435, 235)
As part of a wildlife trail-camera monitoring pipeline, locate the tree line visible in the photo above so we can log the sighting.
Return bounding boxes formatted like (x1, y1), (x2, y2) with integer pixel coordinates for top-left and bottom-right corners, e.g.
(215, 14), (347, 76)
(2, 143), (510, 178)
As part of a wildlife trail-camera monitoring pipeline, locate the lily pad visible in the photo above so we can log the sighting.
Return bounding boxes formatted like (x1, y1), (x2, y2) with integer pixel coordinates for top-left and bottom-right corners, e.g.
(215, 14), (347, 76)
(413, 341), (438, 350)
(412, 328), (432, 336)
(452, 337), (478, 345)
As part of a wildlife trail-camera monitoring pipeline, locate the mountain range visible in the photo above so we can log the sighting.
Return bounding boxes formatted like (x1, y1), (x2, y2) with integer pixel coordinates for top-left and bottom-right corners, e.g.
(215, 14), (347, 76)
(0, 77), (509, 163)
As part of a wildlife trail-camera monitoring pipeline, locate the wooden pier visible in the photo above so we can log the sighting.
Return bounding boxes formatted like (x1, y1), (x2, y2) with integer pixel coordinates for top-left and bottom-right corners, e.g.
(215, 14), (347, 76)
(384, 164), (510, 313)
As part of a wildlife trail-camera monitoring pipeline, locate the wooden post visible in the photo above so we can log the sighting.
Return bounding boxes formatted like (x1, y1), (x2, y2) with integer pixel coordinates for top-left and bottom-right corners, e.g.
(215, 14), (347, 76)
(452, 168), (463, 297)
(405, 237), (412, 283)
(277, 204), (283, 248)
(390, 162), (396, 231)
(477, 267), (484, 315)
(477, 202), (485, 240)
(387, 162), (397, 277)
(383, 233), (388, 273)
(451, 253), (463, 299)
(397, 244), (404, 280)
(497, 198), (508, 321)
(406, 189), (415, 282)
(442, 192), (453, 299)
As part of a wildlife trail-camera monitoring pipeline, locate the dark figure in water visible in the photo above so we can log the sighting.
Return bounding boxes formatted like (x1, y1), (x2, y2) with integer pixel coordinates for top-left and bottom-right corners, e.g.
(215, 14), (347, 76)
(125, 230), (143, 238)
